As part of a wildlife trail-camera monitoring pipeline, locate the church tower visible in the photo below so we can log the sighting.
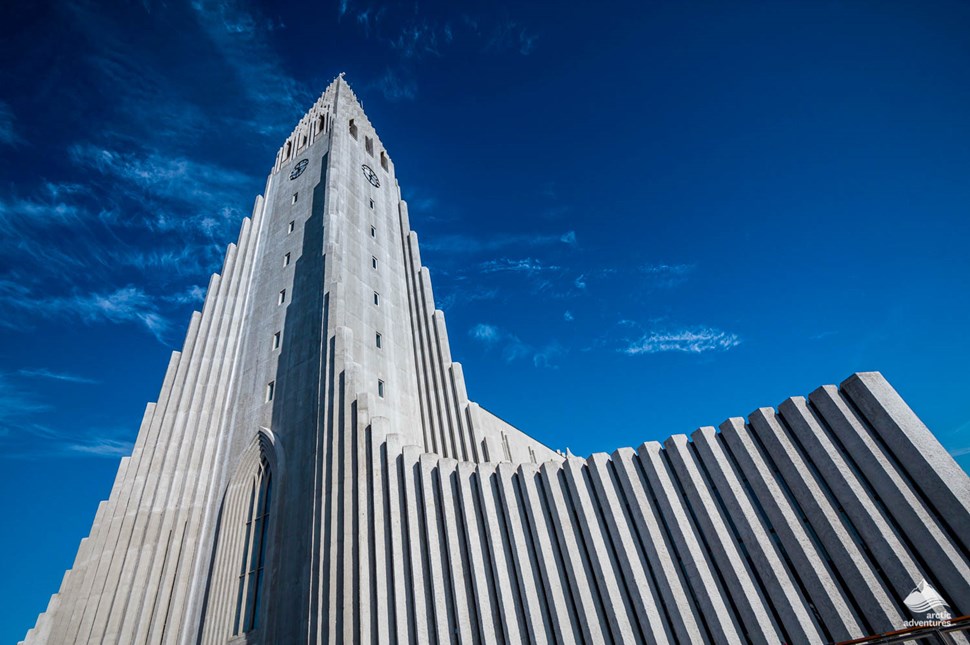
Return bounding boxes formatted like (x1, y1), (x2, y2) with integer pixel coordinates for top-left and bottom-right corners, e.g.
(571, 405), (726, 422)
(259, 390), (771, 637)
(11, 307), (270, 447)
(23, 75), (970, 644)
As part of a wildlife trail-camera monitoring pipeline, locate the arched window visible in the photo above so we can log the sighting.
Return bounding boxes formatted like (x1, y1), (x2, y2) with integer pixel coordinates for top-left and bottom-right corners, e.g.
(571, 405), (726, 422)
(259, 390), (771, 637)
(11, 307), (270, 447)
(234, 457), (272, 634)
(199, 432), (279, 644)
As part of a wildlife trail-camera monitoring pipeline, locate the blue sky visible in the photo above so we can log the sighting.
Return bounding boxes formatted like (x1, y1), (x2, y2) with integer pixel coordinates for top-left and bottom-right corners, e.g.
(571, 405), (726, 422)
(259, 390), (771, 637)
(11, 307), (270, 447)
(2, 0), (969, 640)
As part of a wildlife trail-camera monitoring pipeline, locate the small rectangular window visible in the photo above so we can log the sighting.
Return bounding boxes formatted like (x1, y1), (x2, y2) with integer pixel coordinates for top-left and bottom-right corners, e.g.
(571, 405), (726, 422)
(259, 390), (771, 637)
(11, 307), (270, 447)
(273, 331), (281, 349)
(369, 199), (374, 209)
(283, 252), (291, 267)
(376, 332), (382, 348)
(278, 289), (286, 305)
(373, 291), (380, 306)
(370, 226), (376, 238)
(371, 256), (378, 269)
(378, 379), (385, 398)
(266, 381), (275, 402)
(291, 193), (298, 204)
(380, 151), (388, 171)
(349, 119), (358, 140)
(287, 221), (295, 234)
(365, 136), (374, 156)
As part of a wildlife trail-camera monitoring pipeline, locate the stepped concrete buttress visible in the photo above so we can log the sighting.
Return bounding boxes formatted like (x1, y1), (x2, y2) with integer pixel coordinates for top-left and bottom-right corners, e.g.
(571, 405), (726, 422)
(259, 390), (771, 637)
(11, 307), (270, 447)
(22, 76), (970, 645)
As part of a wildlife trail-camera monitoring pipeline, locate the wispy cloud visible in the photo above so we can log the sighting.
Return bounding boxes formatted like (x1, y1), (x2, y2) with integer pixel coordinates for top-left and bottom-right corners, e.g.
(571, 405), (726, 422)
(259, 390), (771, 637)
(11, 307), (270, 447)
(373, 66), (418, 102)
(69, 143), (251, 234)
(639, 263), (694, 287)
(190, 0), (309, 125)
(436, 286), (499, 311)
(478, 257), (559, 274)
(486, 18), (539, 56)
(0, 100), (21, 146)
(0, 285), (174, 342)
(18, 368), (99, 385)
(0, 375), (133, 459)
(623, 327), (741, 355)
(65, 438), (134, 457)
(469, 323), (564, 367)
(0, 375), (50, 425)
(471, 323), (500, 343)
(422, 230), (577, 254)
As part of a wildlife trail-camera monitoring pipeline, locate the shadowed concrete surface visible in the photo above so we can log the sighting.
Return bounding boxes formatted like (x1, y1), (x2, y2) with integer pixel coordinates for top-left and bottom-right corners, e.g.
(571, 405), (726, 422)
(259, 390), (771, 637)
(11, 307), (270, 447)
(22, 76), (970, 645)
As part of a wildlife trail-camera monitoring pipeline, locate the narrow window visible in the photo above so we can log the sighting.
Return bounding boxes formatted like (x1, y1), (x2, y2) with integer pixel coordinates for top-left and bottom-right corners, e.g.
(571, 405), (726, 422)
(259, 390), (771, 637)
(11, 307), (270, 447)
(380, 151), (388, 171)
(265, 381), (275, 402)
(369, 198), (374, 209)
(373, 291), (380, 306)
(378, 379), (385, 398)
(234, 458), (272, 634)
(376, 332), (382, 348)
(287, 221), (295, 234)
(316, 114), (325, 133)
(349, 119), (358, 140)
(371, 256), (378, 269)
(365, 136), (374, 156)
(283, 252), (291, 267)
(272, 332), (281, 349)
(283, 141), (291, 160)
(370, 226), (376, 238)
(291, 193), (298, 204)
(300, 134), (307, 147)
(278, 289), (286, 305)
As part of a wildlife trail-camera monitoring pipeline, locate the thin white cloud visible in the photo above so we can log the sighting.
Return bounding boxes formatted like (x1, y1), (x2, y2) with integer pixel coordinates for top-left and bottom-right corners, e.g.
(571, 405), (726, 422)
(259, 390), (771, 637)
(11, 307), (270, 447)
(479, 258), (558, 274)
(624, 327), (741, 355)
(639, 263), (695, 287)
(564, 310), (574, 321)
(470, 323), (500, 343)
(0, 285), (172, 342)
(18, 368), (98, 385)
(469, 323), (563, 367)
(65, 438), (134, 457)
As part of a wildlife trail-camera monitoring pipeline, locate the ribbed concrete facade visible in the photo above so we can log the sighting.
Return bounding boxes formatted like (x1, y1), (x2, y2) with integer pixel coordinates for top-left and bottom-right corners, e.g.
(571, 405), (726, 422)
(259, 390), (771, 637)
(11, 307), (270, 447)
(22, 76), (970, 645)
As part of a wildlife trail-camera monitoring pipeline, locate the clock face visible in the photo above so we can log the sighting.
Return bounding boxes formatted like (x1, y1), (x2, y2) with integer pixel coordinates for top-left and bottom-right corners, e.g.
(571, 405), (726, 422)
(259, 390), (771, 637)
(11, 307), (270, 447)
(289, 159), (309, 180)
(361, 164), (380, 188)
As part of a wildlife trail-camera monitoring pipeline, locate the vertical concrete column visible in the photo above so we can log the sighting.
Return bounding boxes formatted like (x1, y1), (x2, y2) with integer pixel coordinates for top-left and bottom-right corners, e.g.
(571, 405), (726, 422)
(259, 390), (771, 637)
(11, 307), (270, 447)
(476, 463), (524, 644)
(539, 462), (609, 645)
(664, 434), (782, 643)
(401, 444), (432, 643)
(561, 454), (641, 644)
(691, 426), (823, 643)
(384, 433), (410, 644)
(841, 372), (970, 553)
(516, 463), (580, 645)
(496, 462), (552, 645)
(419, 453), (455, 644)
(437, 458), (476, 644)
(749, 407), (902, 631)
(637, 442), (743, 643)
(368, 419), (391, 644)
(809, 385), (970, 612)
(611, 447), (706, 644)
(456, 461), (500, 644)
(587, 453), (672, 644)
(778, 397), (926, 604)
(719, 417), (863, 641)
